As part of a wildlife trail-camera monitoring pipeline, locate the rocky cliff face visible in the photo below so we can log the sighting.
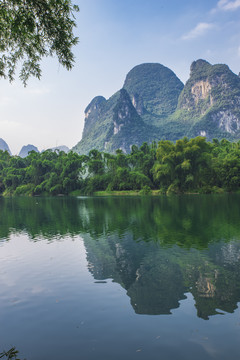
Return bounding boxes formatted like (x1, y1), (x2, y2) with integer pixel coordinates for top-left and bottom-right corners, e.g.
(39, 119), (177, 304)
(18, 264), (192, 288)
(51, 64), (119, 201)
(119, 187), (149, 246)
(73, 60), (240, 155)
(72, 88), (160, 155)
(82, 96), (107, 138)
(109, 89), (159, 153)
(176, 59), (240, 139)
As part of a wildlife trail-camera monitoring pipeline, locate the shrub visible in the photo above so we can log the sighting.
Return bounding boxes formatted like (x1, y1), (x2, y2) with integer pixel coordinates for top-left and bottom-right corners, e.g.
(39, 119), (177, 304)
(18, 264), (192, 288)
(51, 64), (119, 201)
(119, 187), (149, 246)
(139, 185), (151, 195)
(14, 184), (34, 196)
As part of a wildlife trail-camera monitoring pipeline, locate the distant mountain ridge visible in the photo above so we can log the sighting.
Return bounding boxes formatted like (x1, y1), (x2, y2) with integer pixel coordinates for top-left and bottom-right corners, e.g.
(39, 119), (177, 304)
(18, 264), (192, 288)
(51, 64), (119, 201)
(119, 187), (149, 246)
(0, 138), (11, 154)
(19, 144), (39, 158)
(46, 145), (70, 153)
(0, 141), (70, 157)
(73, 60), (240, 154)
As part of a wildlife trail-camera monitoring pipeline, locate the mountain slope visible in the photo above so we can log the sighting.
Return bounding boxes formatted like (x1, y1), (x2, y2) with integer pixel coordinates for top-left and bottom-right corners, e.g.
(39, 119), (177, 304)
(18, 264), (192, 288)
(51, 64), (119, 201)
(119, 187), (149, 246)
(173, 59), (240, 139)
(72, 91), (121, 154)
(0, 138), (11, 154)
(73, 89), (161, 154)
(123, 63), (184, 126)
(48, 145), (70, 153)
(73, 63), (184, 154)
(19, 144), (39, 158)
(73, 60), (240, 155)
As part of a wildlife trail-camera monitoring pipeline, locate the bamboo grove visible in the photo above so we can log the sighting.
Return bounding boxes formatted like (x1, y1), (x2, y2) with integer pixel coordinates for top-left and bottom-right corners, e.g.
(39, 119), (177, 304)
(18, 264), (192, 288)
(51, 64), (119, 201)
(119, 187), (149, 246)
(0, 136), (240, 196)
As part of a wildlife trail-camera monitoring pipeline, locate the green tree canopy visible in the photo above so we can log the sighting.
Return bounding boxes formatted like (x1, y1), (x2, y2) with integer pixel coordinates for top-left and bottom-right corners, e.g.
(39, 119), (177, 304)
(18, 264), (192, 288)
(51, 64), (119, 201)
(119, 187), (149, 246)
(0, 0), (79, 85)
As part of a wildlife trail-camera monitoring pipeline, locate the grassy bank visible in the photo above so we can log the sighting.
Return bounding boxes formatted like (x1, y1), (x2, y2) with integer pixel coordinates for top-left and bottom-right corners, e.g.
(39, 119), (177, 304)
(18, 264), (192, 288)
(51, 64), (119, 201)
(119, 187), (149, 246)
(2, 188), (229, 197)
(93, 190), (162, 196)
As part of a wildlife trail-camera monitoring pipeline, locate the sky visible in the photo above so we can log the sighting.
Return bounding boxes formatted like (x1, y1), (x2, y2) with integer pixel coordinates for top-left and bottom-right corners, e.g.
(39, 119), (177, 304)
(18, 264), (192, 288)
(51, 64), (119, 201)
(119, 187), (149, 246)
(1, 0), (240, 155)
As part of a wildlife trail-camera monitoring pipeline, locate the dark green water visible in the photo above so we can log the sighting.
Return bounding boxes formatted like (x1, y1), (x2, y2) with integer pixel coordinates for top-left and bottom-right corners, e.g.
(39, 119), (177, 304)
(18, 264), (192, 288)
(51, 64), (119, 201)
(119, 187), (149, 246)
(0, 195), (240, 359)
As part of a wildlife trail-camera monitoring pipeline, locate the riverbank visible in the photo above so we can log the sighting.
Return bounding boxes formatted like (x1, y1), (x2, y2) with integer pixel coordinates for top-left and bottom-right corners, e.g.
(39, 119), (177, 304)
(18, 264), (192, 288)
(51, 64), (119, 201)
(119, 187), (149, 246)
(1, 188), (230, 197)
(69, 188), (227, 197)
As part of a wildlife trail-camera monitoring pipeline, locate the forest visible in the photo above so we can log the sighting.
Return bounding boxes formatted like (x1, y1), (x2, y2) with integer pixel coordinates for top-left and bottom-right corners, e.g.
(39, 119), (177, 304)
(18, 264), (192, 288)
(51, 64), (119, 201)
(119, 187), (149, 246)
(0, 136), (240, 196)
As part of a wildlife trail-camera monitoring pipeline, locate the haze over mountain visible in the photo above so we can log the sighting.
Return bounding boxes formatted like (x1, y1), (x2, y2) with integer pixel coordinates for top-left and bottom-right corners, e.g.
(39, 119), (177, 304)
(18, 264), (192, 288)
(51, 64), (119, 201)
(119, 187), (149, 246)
(0, 140), (70, 157)
(73, 60), (240, 154)
(45, 145), (70, 153)
(19, 144), (39, 158)
(0, 138), (11, 155)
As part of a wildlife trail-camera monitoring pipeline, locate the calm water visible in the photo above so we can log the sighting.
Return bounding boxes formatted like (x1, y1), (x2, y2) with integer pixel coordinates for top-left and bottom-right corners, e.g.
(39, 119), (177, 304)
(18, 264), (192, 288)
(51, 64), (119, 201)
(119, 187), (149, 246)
(0, 195), (240, 360)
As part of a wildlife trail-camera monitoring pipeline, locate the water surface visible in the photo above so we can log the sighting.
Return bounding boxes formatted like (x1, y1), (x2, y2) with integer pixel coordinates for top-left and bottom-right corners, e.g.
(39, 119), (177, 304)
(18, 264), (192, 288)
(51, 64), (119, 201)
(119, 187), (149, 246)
(0, 195), (240, 359)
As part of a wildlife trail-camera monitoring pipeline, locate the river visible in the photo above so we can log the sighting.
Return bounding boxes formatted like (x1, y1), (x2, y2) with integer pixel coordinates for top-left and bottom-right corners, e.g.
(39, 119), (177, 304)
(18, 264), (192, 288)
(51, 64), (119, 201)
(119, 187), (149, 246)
(0, 195), (240, 359)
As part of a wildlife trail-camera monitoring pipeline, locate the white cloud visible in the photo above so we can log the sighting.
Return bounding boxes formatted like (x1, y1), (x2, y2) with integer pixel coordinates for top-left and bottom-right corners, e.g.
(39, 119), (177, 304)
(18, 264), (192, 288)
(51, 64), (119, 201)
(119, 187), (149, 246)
(182, 23), (215, 40)
(0, 119), (21, 130)
(25, 86), (51, 95)
(215, 0), (240, 11)
(0, 96), (12, 107)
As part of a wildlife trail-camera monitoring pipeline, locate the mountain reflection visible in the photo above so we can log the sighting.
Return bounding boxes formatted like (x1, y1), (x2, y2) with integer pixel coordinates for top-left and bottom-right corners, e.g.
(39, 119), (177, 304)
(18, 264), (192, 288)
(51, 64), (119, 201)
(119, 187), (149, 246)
(1, 195), (240, 320)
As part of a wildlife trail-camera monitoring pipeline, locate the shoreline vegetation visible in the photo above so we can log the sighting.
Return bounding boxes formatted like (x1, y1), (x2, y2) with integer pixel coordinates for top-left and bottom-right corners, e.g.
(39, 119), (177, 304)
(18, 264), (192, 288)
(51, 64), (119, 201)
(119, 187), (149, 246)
(70, 190), (205, 196)
(1, 136), (240, 197)
(72, 190), (159, 196)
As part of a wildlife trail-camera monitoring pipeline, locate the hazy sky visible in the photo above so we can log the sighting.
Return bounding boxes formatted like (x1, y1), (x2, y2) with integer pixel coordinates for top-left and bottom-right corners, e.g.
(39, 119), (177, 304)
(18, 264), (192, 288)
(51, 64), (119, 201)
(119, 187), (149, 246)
(1, 0), (240, 154)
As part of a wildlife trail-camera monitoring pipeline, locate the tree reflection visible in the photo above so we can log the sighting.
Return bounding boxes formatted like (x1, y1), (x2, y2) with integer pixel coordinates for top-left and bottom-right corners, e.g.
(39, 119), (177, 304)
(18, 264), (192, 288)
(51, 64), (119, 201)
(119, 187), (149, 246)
(0, 347), (25, 360)
(1, 195), (240, 319)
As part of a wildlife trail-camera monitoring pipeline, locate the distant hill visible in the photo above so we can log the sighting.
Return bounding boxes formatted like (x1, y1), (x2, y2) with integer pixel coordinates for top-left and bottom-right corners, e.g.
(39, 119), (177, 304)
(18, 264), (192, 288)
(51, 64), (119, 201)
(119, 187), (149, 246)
(47, 145), (70, 153)
(73, 60), (240, 154)
(0, 138), (11, 154)
(19, 144), (39, 158)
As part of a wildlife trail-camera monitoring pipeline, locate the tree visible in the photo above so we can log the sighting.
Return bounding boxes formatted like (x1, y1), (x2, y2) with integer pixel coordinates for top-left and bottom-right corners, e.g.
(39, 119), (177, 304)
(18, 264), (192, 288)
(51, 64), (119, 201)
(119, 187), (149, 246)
(0, 0), (79, 85)
(152, 137), (211, 193)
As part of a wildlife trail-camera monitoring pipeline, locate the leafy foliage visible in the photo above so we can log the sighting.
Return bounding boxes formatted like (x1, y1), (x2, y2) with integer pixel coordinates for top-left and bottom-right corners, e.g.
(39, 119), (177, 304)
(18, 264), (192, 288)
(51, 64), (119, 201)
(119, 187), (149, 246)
(0, 347), (25, 360)
(0, 0), (79, 84)
(1, 136), (240, 196)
